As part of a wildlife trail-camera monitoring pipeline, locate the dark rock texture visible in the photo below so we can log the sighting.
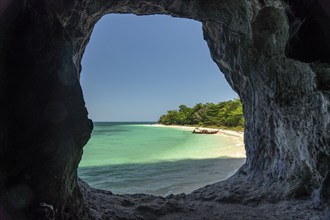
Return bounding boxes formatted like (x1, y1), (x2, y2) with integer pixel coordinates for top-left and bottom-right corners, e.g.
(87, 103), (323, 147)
(0, 0), (329, 219)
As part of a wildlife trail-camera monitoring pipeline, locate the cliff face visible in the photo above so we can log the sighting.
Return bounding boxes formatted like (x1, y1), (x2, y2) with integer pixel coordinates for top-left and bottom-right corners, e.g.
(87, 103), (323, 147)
(0, 0), (329, 219)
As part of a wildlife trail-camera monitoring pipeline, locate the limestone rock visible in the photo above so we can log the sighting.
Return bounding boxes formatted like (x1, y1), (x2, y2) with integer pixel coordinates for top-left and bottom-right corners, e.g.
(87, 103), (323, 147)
(0, 0), (329, 219)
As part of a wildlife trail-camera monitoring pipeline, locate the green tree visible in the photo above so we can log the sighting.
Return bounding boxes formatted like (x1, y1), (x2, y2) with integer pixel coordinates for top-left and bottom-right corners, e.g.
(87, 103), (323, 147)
(158, 98), (245, 130)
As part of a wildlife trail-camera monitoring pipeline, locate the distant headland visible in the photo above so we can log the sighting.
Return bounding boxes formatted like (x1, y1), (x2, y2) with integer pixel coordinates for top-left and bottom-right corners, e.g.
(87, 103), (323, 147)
(158, 98), (244, 131)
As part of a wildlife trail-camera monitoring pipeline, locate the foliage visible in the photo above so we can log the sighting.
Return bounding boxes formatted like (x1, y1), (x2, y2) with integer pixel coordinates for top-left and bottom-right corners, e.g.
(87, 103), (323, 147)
(158, 99), (244, 130)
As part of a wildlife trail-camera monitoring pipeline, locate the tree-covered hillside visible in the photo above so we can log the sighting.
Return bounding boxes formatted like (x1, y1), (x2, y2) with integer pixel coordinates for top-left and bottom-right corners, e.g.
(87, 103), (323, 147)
(158, 99), (244, 130)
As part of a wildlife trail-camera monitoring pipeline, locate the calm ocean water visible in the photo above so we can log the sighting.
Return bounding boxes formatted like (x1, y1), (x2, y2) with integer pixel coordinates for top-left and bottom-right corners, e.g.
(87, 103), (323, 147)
(78, 122), (245, 196)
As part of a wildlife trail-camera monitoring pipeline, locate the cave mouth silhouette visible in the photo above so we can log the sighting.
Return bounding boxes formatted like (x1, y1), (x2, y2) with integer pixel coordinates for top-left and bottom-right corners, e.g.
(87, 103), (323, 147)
(2, 1), (329, 219)
(78, 14), (246, 196)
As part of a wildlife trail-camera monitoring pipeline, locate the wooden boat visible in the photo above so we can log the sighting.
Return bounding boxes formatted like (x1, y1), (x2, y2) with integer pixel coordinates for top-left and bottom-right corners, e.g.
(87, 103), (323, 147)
(192, 128), (219, 134)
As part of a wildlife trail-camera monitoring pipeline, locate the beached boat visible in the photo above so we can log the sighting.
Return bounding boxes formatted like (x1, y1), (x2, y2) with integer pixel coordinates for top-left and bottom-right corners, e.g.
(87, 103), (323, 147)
(192, 128), (219, 134)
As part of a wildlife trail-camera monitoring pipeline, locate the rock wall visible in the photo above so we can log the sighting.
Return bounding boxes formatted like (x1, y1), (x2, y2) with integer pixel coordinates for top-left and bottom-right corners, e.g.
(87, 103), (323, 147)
(0, 0), (329, 219)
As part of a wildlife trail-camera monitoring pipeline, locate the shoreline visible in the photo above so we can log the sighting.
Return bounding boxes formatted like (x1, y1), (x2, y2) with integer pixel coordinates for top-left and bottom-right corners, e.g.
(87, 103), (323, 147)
(150, 124), (246, 158)
(150, 124), (244, 139)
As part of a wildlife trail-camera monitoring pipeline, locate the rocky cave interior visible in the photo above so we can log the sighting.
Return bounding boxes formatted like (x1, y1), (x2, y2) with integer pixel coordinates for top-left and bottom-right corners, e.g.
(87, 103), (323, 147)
(0, 0), (330, 219)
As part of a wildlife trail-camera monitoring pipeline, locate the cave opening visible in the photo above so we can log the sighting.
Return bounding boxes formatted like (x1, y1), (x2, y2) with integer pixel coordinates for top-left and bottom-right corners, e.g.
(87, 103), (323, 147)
(2, 1), (330, 219)
(78, 14), (246, 196)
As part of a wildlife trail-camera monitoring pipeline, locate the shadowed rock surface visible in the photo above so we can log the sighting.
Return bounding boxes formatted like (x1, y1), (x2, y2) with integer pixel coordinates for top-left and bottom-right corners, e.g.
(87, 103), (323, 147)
(0, 0), (329, 219)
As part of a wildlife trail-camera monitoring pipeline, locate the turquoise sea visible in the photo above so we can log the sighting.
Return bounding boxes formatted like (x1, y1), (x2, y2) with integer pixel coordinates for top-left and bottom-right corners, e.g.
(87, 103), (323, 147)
(78, 122), (245, 196)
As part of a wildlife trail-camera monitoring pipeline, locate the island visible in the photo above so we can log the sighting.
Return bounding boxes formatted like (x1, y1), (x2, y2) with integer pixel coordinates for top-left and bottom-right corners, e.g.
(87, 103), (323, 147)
(158, 98), (244, 132)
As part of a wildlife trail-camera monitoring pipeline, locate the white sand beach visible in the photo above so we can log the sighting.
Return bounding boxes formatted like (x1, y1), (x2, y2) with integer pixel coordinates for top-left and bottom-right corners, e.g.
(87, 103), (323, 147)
(150, 124), (246, 158)
(151, 124), (243, 138)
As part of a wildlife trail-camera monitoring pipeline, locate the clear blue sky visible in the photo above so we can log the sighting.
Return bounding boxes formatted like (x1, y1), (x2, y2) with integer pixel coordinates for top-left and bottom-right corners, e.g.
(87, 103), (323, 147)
(80, 14), (237, 122)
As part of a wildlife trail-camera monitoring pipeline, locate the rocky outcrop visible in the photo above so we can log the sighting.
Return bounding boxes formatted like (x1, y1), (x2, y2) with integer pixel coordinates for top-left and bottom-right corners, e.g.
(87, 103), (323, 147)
(0, 0), (329, 219)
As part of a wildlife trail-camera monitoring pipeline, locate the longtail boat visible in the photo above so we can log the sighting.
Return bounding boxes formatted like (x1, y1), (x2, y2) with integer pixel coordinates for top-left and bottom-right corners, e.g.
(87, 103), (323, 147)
(192, 128), (219, 134)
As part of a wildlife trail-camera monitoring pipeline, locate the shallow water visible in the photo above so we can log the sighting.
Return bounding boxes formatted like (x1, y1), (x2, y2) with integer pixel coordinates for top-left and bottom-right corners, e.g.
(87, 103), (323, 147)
(78, 122), (245, 196)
